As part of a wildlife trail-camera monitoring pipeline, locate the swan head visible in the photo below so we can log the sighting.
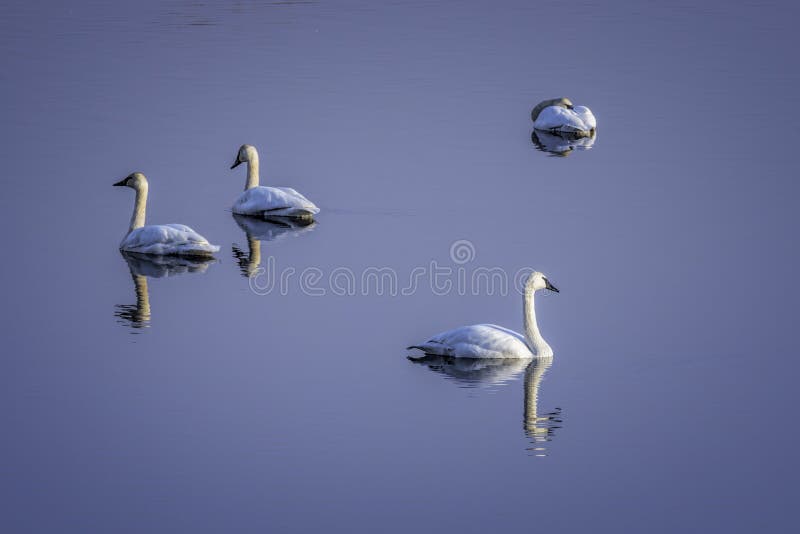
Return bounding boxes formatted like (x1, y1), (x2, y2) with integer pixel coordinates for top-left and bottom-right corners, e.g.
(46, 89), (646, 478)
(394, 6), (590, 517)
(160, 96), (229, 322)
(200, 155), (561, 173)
(531, 97), (575, 121)
(230, 144), (258, 169)
(544, 97), (574, 109)
(113, 172), (148, 190)
(526, 271), (559, 293)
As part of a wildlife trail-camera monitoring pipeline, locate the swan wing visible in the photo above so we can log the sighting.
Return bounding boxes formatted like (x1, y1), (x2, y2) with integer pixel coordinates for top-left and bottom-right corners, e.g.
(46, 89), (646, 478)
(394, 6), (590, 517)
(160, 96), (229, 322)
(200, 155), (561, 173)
(121, 224), (220, 256)
(534, 105), (595, 134)
(572, 105), (597, 130)
(274, 187), (313, 204)
(233, 186), (320, 217)
(410, 324), (532, 359)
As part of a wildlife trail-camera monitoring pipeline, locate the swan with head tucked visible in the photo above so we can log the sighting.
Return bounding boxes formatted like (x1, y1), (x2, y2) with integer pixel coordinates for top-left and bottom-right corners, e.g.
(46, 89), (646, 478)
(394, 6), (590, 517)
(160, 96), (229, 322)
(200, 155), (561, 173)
(113, 172), (220, 257)
(230, 144), (320, 220)
(531, 97), (596, 138)
(407, 271), (559, 359)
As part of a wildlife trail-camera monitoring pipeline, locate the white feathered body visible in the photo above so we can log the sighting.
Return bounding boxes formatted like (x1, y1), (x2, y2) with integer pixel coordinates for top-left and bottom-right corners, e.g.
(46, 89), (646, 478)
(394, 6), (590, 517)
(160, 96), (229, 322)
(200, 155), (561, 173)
(534, 105), (596, 136)
(233, 186), (320, 218)
(410, 324), (536, 359)
(120, 224), (220, 257)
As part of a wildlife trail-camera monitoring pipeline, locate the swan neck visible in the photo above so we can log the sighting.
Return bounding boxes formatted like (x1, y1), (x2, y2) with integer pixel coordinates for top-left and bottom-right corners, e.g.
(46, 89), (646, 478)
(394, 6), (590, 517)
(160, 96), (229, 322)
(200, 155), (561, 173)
(130, 182), (148, 232)
(523, 288), (551, 357)
(245, 154), (260, 190)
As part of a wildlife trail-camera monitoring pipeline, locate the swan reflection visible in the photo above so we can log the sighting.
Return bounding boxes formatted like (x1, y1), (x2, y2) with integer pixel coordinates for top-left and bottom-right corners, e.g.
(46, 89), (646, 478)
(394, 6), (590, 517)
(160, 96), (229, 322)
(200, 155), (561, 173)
(408, 355), (561, 455)
(115, 251), (214, 330)
(531, 129), (596, 157)
(231, 213), (315, 277)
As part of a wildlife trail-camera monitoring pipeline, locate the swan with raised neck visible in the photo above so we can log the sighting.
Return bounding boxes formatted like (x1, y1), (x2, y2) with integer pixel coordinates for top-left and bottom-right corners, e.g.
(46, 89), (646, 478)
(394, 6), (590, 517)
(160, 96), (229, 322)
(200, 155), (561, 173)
(115, 172), (149, 232)
(113, 172), (220, 257)
(231, 144), (261, 191)
(522, 272), (555, 358)
(407, 271), (559, 359)
(229, 144), (320, 220)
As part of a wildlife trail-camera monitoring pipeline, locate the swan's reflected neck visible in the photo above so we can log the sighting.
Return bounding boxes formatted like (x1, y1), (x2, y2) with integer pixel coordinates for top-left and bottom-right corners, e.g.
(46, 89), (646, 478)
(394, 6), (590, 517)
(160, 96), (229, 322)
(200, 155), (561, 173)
(132, 273), (151, 324)
(232, 234), (262, 277)
(129, 181), (148, 232)
(115, 271), (151, 329)
(523, 357), (554, 441)
(115, 251), (216, 330)
(406, 355), (563, 455)
(523, 289), (552, 357)
(245, 152), (260, 190)
(244, 235), (261, 277)
(248, 235), (260, 272)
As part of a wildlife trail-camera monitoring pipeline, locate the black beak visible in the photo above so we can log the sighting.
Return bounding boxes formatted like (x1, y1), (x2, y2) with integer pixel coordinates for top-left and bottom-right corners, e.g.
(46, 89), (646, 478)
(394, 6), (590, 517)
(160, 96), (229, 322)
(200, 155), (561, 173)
(545, 279), (559, 293)
(113, 178), (127, 187)
(230, 160), (242, 169)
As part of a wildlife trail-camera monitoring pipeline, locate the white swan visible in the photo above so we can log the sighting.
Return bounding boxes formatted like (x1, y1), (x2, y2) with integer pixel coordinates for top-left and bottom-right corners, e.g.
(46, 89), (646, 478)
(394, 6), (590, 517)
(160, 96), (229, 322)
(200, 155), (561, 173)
(531, 97), (596, 138)
(230, 144), (320, 220)
(407, 271), (559, 359)
(113, 173), (220, 257)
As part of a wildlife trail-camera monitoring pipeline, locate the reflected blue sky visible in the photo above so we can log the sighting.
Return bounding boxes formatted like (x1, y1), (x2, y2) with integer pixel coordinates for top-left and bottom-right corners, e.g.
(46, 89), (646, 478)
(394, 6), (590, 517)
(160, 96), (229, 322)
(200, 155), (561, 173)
(1, 0), (799, 532)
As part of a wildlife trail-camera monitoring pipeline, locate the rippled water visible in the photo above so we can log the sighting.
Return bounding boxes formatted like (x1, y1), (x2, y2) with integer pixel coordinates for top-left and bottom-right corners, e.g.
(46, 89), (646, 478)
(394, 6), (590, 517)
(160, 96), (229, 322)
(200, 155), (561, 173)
(2, 0), (799, 532)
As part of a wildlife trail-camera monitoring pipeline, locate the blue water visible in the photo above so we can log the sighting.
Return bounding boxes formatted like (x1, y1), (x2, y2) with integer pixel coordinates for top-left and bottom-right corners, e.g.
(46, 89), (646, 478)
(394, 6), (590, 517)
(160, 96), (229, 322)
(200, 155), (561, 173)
(1, 1), (799, 532)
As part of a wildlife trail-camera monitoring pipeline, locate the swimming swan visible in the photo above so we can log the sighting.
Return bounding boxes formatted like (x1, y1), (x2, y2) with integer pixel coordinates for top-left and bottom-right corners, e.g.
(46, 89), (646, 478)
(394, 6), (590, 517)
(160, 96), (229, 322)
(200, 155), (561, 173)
(407, 271), (559, 359)
(113, 172), (220, 257)
(230, 144), (320, 220)
(531, 97), (596, 138)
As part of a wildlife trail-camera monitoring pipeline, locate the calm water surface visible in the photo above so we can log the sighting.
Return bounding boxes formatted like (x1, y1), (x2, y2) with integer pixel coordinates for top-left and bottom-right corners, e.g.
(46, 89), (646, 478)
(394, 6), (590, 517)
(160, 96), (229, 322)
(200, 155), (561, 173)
(1, 0), (799, 532)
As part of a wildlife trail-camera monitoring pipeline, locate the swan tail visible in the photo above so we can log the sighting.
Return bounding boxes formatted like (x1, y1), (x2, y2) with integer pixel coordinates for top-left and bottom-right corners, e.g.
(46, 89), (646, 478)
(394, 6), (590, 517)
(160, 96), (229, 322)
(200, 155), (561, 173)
(262, 207), (319, 219)
(177, 243), (220, 257)
(406, 342), (452, 357)
(406, 347), (434, 362)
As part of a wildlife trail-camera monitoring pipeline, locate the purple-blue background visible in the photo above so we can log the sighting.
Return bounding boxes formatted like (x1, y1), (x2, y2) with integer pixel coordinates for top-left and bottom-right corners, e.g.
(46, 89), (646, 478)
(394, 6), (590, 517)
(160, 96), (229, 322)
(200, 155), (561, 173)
(1, 0), (799, 532)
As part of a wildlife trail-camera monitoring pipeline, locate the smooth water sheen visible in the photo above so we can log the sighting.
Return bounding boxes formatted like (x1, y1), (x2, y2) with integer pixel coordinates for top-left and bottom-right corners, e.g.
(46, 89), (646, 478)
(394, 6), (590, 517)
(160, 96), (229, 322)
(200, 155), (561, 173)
(1, 1), (799, 532)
